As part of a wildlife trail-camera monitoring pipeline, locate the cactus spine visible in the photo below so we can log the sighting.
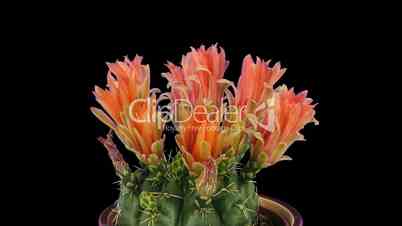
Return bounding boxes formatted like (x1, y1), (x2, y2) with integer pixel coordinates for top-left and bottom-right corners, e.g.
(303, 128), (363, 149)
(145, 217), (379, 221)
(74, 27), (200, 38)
(100, 133), (259, 226)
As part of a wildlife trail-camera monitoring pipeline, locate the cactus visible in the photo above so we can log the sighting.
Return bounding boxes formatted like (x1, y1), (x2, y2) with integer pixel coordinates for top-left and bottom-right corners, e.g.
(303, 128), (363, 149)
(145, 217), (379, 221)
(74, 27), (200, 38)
(93, 45), (318, 226)
(102, 141), (259, 226)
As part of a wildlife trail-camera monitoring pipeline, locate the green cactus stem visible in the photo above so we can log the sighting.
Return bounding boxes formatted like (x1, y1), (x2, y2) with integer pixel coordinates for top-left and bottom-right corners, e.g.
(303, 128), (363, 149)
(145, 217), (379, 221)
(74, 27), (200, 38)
(110, 152), (259, 226)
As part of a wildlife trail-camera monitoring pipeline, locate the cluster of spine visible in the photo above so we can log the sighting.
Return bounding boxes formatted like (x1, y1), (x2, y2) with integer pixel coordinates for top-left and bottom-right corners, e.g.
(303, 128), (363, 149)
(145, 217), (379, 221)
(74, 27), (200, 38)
(99, 134), (259, 226)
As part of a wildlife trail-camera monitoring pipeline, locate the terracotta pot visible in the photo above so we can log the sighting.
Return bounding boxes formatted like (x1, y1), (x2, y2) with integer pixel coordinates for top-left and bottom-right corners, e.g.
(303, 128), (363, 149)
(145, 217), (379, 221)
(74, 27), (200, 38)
(99, 196), (302, 226)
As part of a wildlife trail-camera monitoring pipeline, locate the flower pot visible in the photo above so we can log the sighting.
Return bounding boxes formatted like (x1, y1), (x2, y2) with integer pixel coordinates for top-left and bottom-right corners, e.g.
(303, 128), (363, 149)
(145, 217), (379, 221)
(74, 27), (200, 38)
(258, 196), (303, 226)
(99, 196), (302, 226)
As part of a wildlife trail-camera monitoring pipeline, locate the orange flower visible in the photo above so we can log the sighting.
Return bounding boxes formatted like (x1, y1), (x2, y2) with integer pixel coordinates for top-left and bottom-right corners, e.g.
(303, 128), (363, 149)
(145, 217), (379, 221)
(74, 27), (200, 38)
(177, 120), (224, 165)
(222, 55), (286, 156)
(175, 111), (239, 199)
(163, 45), (230, 107)
(250, 86), (318, 168)
(91, 56), (165, 165)
(235, 55), (286, 109)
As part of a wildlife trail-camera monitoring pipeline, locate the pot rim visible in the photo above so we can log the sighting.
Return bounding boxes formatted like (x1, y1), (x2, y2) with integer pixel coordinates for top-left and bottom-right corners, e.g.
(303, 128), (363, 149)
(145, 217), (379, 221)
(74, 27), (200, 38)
(259, 195), (303, 226)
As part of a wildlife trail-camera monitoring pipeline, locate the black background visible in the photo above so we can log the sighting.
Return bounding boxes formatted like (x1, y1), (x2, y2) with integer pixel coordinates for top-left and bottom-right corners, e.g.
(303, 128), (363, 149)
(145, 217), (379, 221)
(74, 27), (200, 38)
(23, 10), (359, 226)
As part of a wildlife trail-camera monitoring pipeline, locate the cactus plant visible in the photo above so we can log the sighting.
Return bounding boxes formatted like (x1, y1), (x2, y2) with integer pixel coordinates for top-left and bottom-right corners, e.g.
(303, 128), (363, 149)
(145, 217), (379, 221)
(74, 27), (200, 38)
(92, 45), (318, 226)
